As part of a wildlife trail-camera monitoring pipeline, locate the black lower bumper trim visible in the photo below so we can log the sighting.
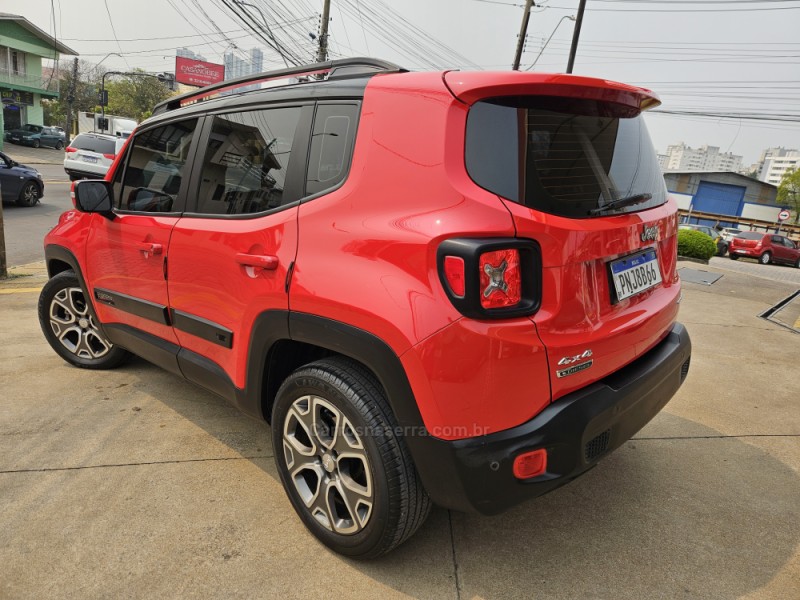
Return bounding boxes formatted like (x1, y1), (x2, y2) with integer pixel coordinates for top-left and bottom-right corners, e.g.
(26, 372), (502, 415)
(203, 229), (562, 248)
(409, 322), (692, 515)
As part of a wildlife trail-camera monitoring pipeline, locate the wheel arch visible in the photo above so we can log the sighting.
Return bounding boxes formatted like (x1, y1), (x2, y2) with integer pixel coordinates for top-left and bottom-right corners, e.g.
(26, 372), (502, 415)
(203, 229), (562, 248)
(44, 244), (106, 336)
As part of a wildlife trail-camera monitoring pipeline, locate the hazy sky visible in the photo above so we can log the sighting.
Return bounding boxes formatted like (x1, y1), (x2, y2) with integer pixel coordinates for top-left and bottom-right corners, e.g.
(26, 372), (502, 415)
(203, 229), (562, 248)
(15, 0), (800, 165)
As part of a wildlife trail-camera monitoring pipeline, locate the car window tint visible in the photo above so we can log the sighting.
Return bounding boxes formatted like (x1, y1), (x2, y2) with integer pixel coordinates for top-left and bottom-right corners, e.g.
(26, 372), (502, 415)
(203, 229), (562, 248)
(118, 119), (198, 213)
(305, 103), (359, 196)
(736, 232), (763, 241)
(72, 134), (117, 155)
(194, 106), (302, 215)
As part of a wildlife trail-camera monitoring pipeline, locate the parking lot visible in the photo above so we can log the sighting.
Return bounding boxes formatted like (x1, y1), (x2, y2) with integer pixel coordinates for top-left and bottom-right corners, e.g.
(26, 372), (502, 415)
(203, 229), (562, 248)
(1, 254), (798, 599)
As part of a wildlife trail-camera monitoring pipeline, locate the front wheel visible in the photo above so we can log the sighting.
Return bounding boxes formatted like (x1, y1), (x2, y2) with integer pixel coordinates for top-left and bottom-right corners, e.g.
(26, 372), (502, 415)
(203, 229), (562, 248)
(729, 254), (739, 260)
(16, 181), (40, 207)
(272, 357), (431, 559)
(55, 140), (64, 150)
(32, 139), (41, 148)
(38, 271), (129, 369)
(760, 252), (772, 265)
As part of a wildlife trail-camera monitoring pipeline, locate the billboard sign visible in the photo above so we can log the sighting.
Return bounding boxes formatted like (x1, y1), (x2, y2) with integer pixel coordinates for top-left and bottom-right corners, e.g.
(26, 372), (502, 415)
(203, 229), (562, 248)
(175, 56), (225, 87)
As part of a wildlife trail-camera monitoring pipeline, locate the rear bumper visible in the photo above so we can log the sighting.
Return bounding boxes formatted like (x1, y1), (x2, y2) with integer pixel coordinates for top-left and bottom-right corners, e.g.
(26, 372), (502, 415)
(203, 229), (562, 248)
(730, 247), (759, 257)
(64, 167), (107, 180)
(409, 322), (691, 515)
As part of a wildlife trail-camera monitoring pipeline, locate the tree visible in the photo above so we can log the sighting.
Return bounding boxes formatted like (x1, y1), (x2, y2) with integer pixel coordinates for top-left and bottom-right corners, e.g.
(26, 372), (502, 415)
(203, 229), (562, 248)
(43, 60), (106, 130)
(776, 167), (800, 224)
(105, 71), (174, 122)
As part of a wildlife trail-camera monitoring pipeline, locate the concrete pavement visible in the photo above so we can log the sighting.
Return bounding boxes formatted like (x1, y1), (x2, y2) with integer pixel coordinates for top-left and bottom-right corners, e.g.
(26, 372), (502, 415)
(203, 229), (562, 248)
(1, 260), (798, 599)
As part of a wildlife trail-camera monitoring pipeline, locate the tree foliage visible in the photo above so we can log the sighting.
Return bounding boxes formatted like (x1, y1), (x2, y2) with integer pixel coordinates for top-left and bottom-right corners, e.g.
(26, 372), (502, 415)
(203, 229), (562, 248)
(104, 71), (174, 122)
(776, 167), (800, 224)
(43, 60), (107, 129)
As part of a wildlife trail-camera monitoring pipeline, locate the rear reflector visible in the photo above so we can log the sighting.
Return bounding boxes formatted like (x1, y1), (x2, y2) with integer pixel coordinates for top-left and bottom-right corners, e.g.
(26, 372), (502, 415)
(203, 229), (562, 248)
(513, 448), (547, 479)
(479, 249), (521, 309)
(443, 256), (466, 297)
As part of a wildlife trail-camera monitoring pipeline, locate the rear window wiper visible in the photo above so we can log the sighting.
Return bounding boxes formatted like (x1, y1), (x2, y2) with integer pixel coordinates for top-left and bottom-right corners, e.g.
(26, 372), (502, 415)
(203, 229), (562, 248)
(588, 193), (652, 216)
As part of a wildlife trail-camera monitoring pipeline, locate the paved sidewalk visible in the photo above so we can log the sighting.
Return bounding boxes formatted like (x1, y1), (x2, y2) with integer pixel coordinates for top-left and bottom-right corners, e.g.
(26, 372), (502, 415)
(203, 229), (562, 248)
(1, 143), (64, 165)
(1, 261), (798, 599)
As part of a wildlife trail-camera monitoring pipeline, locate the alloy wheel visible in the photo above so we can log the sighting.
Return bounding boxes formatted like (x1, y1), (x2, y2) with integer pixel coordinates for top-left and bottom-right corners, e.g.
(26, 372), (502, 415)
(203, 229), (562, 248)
(48, 287), (112, 359)
(282, 394), (373, 535)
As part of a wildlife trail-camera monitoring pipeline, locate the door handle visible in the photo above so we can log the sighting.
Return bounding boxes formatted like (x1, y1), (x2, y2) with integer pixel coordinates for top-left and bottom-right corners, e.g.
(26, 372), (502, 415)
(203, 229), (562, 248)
(236, 253), (279, 270)
(137, 242), (163, 255)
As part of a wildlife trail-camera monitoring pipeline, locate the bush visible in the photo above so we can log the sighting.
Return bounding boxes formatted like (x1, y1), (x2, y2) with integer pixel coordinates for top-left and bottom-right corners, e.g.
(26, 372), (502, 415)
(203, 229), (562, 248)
(677, 229), (717, 260)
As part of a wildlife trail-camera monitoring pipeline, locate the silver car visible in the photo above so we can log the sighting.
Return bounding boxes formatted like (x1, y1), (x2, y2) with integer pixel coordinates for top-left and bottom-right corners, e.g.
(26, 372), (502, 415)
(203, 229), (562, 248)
(63, 132), (126, 181)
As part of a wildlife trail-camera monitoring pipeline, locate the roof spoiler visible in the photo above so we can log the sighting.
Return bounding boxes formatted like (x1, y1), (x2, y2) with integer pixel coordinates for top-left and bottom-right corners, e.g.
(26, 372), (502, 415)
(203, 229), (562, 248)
(152, 57), (406, 116)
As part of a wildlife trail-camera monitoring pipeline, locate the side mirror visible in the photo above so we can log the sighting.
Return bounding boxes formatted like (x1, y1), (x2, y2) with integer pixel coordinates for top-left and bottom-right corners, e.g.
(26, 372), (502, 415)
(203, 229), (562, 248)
(72, 180), (115, 219)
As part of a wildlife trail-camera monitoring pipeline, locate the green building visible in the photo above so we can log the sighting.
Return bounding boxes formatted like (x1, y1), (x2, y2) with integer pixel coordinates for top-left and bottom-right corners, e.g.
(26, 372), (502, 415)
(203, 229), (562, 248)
(0, 13), (77, 149)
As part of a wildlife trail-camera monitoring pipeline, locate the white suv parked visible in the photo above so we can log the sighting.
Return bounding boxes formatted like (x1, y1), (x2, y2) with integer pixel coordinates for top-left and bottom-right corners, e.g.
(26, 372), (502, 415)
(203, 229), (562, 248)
(64, 132), (126, 180)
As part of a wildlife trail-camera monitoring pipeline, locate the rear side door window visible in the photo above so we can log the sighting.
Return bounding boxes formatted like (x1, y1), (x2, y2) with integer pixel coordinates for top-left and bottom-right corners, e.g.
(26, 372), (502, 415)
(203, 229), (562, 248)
(305, 103), (360, 197)
(116, 119), (199, 213)
(191, 106), (303, 215)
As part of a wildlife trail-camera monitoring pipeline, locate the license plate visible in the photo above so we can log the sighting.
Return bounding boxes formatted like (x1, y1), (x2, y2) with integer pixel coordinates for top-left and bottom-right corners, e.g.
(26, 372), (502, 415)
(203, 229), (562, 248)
(81, 155), (98, 164)
(610, 249), (662, 302)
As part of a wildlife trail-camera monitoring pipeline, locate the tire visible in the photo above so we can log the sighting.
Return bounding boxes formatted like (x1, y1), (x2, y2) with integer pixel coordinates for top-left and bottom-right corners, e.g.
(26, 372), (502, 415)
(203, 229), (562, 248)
(32, 139), (41, 149)
(729, 254), (739, 260)
(795, 257), (800, 269)
(760, 252), (772, 265)
(55, 140), (64, 150)
(38, 271), (130, 369)
(717, 243), (728, 257)
(272, 357), (431, 559)
(16, 181), (40, 207)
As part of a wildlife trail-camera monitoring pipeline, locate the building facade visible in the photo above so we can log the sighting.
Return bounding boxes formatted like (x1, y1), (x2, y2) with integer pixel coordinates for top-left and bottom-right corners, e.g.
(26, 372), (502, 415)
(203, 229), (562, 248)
(223, 48), (263, 93)
(756, 147), (800, 187)
(0, 13), (77, 149)
(661, 143), (743, 173)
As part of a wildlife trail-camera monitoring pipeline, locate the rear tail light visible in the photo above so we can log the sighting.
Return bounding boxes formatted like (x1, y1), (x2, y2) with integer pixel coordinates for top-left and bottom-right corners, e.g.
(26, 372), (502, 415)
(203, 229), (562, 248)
(437, 238), (541, 319)
(513, 448), (547, 479)
(103, 153), (116, 160)
(65, 146), (77, 153)
(479, 249), (521, 309)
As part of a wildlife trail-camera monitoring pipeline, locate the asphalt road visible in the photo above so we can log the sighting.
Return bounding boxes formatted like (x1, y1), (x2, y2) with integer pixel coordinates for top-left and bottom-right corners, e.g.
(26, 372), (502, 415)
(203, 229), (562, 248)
(1, 163), (72, 267)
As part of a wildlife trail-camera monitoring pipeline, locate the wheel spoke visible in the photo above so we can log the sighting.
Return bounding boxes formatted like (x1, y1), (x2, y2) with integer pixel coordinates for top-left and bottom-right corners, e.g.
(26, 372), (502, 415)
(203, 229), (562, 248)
(312, 397), (341, 451)
(284, 399), (317, 457)
(56, 324), (82, 354)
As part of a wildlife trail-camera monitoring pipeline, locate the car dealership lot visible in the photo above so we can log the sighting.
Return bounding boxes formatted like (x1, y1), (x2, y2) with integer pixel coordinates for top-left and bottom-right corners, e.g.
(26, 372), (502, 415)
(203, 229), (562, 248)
(1, 260), (798, 599)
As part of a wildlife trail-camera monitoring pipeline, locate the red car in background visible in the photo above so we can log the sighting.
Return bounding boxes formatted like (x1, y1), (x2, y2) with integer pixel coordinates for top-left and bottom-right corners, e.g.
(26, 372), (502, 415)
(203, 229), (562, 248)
(729, 232), (800, 267)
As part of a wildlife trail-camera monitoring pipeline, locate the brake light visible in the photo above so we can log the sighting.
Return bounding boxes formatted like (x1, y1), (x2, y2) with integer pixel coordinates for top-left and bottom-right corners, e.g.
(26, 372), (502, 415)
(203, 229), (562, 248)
(479, 249), (521, 309)
(65, 147), (77, 153)
(513, 448), (547, 479)
(103, 153), (115, 160)
(443, 256), (466, 297)
(437, 238), (541, 319)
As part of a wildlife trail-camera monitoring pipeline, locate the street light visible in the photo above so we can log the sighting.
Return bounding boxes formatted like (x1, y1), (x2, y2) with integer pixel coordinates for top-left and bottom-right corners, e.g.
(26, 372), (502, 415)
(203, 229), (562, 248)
(525, 15), (576, 72)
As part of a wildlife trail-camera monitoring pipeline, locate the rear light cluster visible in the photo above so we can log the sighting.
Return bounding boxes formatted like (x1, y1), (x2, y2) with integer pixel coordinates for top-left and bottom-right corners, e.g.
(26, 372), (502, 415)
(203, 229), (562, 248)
(65, 147), (77, 153)
(437, 238), (541, 319)
(103, 153), (116, 160)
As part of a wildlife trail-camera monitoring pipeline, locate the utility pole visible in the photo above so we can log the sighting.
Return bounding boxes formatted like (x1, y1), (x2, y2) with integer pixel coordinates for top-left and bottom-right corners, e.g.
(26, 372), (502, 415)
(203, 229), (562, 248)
(316, 0), (331, 63)
(64, 57), (78, 143)
(512, 0), (535, 71)
(566, 0), (587, 74)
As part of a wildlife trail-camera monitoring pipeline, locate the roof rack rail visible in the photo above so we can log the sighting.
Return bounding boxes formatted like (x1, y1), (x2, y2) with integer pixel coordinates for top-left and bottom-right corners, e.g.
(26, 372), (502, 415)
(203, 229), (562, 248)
(152, 57), (405, 115)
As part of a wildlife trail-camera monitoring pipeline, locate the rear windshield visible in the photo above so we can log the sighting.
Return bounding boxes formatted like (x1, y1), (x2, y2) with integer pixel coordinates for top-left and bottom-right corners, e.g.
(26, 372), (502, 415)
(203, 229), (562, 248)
(735, 232), (764, 240)
(71, 134), (117, 155)
(465, 96), (667, 218)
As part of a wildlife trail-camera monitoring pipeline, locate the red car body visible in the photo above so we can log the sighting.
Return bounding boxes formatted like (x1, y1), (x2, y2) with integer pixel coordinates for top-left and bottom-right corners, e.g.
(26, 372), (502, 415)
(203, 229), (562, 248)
(729, 231), (800, 266)
(42, 60), (691, 541)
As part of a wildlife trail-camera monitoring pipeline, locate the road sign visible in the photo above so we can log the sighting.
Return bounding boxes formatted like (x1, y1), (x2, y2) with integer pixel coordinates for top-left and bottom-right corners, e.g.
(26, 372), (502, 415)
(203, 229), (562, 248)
(778, 209), (790, 222)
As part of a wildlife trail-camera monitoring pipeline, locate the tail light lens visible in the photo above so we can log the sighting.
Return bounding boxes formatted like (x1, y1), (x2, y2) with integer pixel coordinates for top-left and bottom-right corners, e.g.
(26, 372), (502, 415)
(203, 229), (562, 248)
(65, 146), (77, 153)
(437, 238), (541, 319)
(479, 249), (521, 309)
(103, 153), (116, 160)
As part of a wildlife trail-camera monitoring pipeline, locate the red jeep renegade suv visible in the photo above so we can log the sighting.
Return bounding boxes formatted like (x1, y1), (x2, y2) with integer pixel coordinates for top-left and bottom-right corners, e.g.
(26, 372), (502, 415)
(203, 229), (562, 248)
(39, 58), (691, 558)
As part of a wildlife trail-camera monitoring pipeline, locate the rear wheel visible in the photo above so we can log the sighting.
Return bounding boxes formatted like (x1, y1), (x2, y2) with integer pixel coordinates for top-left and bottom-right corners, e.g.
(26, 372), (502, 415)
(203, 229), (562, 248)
(55, 140), (64, 150)
(272, 357), (431, 559)
(795, 257), (800, 269)
(760, 252), (772, 265)
(729, 254), (739, 260)
(38, 271), (129, 369)
(16, 181), (39, 207)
